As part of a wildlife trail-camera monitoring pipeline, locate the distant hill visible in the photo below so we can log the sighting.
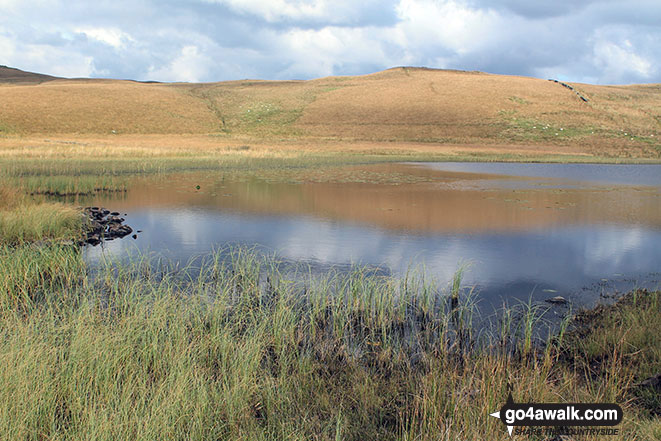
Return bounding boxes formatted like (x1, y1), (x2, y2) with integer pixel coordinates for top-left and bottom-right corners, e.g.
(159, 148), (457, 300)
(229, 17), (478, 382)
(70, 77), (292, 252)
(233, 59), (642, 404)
(0, 66), (659, 157)
(0, 65), (59, 84)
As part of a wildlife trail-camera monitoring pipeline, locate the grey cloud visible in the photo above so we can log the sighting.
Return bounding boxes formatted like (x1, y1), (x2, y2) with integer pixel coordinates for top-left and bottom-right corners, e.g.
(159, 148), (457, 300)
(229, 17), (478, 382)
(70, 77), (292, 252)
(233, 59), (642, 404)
(213, 0), (401, 28)
(471, 0), (606, 19)
(1, 0), (660, 84)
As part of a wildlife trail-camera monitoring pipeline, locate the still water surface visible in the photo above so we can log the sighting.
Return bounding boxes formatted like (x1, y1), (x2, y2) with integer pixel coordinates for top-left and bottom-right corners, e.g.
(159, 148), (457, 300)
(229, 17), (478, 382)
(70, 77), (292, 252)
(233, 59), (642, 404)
(81, 162), (661, 308)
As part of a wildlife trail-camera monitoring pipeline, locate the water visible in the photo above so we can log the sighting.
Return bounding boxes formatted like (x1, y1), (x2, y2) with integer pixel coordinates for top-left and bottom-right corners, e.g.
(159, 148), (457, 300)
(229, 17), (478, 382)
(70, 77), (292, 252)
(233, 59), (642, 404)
(79, 162), (661, 309)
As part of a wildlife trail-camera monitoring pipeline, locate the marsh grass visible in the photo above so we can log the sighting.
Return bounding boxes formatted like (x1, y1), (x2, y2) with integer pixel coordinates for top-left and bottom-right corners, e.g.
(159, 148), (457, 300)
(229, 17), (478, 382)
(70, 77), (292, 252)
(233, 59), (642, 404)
(1, 147), (659, 439)
(14, 175), (128, 196)
(0, 244), (86, 311)
(560, 290), (661, 415)
(0, 184), (84, 245)
(0, 154), (368, 197)
(2, 149), (655, 206)
(0, 246), (657, 440)
(0, 202), (83, 245)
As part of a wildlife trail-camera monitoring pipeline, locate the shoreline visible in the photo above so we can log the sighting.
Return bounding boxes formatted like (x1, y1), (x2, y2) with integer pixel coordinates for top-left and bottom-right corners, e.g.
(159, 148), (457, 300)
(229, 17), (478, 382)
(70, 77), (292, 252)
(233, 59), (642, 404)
(0, 242), (658, 439)
(1, 146), (659, 439)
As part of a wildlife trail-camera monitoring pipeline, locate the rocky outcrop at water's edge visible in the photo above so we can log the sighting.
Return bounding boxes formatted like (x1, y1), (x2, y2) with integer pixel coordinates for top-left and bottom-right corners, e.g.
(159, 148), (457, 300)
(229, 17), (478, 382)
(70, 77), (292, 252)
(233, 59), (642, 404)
(83, 206), (134, 246)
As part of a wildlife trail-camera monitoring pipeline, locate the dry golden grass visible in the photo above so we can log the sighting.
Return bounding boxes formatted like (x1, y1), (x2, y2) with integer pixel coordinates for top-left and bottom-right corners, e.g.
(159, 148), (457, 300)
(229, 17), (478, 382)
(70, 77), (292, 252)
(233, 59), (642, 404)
(0, 202), (83, 245)
(0, 186), (24, 209)
(0, 184), (83, 245)
(0, 134), (637, 163)
(0, 67), (659, 159)
(0, 80), (218, 134)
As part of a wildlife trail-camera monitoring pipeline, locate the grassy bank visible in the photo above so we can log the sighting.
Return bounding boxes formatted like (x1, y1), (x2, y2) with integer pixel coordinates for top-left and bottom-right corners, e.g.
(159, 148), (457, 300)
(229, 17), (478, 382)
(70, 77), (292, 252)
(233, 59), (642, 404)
(0, 245), (658, 440)
(0, 187), (83, 245)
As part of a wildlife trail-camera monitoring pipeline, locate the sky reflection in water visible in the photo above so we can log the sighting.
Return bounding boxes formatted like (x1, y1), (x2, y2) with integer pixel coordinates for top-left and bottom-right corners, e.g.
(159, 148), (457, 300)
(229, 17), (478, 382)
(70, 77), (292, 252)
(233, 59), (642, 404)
(83, 162), (661, 308)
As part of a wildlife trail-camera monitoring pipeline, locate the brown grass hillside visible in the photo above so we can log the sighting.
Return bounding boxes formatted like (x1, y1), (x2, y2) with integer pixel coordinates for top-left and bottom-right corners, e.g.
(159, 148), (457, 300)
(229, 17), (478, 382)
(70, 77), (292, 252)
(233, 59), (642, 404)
(1, 67), (659, 158)
(0, 65), (58, 84)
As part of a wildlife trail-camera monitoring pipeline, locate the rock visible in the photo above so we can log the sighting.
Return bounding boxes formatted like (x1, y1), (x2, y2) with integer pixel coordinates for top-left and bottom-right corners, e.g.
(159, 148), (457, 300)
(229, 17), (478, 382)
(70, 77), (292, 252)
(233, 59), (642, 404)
(82, 207), (135, 246)
(106, 224), (132, 238)
(545, 296), (568, 305)
(87, 234), (102, 246)
(634, 373), (661, 389)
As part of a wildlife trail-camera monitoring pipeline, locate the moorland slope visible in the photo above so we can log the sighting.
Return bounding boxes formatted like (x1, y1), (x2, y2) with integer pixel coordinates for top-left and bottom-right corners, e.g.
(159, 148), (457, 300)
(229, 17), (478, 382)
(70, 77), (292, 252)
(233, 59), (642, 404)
(1, 66), (659, 158)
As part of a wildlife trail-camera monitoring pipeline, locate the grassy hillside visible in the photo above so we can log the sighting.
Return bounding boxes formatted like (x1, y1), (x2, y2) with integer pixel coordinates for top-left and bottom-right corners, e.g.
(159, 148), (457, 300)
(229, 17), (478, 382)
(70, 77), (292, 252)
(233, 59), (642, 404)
(0, 80), (219, 134)
(0, 67), (660, 158)
(0, 65), (58, 84)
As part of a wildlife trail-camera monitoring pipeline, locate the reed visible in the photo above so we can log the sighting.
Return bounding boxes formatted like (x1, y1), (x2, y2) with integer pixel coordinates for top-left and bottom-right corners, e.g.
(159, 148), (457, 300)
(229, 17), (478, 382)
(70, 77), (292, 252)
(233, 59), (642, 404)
(0, 246), (657, 440)
(0, 201), (83, 245)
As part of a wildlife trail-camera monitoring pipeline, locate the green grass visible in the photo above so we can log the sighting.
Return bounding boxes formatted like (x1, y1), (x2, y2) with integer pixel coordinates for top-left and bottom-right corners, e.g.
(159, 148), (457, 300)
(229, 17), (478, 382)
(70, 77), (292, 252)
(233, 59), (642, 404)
(0, 155), (365, 196)
(499, 116), (601, 142)
(1, 148), (659, 439)
(240, 101), (305, 132)
(9, 175), (128, 196)
(0, 245), (657, 440)
(0, 186), (84, 245)
(560, 290), (661, 415)
(2, 150), (658, 187)
(0, 120), (14, 134)
(1, 149), (658, 209)
(0, 202), (84, 245)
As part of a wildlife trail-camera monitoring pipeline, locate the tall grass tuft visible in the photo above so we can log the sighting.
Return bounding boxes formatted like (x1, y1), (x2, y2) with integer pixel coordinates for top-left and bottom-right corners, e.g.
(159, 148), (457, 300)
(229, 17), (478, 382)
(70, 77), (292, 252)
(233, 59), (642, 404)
(0, 202), (84, 245)
(0, 246), (657, 440)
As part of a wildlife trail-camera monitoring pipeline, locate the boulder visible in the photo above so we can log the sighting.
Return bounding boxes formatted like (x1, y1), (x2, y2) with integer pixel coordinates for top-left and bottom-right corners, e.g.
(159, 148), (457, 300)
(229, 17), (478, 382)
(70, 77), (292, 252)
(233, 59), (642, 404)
(545, 296), (568, 305)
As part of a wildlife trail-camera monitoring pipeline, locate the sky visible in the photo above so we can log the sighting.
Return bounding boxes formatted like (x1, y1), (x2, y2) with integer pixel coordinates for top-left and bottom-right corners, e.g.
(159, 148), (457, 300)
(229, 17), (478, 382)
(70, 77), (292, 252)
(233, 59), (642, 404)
(1, 0), (660, 84)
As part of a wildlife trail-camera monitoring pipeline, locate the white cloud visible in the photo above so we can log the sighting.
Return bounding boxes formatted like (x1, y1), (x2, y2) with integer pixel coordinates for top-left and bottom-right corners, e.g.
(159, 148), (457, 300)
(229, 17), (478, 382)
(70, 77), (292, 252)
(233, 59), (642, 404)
(592, 39), (653, 83)
(207, 0), (394, 25)
(149, 45), (212, 83)
(0, 34), (15, 60)
(0, 34), (94, 77)
(214, 0), (329, 22)
(0, 0), (22, 13)
(279, 26), (397, 78)
(396, 0), (501, 56)
(75, 27), (134, 49)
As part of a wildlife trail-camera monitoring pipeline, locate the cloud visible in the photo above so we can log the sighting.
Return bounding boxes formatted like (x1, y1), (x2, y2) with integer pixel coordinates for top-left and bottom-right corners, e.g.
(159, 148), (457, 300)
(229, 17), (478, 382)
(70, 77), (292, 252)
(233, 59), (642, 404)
(0, 31), (95, 77)
(206, 0), (399, 26)
(592, 40), (653, 83)
(0, 0), (660, 84)
(396, 0), (502, 56)
(470, 0), (605, 19)
(278, 26), (401, 78)
(211, 0), (335, 22)
(74, 27), (135, 49)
